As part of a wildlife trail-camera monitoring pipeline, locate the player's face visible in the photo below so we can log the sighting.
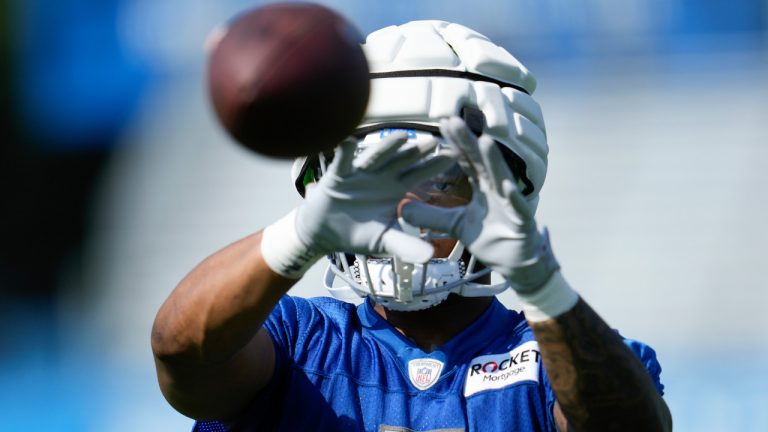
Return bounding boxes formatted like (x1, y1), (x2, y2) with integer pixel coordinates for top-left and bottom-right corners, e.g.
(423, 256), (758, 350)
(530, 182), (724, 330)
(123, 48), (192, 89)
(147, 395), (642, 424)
(401, 163), (472, 258)
(407, 163), (472, 208)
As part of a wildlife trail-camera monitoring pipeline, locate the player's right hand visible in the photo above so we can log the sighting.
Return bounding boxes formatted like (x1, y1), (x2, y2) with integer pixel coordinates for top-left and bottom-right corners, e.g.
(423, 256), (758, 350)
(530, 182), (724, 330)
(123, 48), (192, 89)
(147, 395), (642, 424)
(299, 132), (456, 261)
(261, 132), (455, 278)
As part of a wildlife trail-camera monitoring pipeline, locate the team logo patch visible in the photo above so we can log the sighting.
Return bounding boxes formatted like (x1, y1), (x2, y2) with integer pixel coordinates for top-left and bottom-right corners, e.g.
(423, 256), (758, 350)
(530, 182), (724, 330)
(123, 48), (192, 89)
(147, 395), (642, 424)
(408, 358), (444, 391)
(463, 341), (541, 397)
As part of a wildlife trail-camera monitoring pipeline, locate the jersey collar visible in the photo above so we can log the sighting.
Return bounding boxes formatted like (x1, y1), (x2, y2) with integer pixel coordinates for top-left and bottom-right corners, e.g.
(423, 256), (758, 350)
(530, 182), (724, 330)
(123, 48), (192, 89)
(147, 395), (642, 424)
(357, 297), (524, 376)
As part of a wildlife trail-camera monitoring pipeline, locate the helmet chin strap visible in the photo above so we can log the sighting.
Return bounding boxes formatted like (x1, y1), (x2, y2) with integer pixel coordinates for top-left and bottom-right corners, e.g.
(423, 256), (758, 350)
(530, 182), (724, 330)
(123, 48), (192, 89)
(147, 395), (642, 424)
(394, 216), (420, 302)
(392, 258), (415, 303)
(396, 215), (466, 302)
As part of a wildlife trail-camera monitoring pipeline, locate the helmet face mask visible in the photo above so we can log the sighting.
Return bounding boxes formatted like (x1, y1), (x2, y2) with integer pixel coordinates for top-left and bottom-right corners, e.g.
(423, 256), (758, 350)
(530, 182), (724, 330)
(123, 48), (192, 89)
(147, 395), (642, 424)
(323, 225), (507, 312)
(291, 20), (549, 310)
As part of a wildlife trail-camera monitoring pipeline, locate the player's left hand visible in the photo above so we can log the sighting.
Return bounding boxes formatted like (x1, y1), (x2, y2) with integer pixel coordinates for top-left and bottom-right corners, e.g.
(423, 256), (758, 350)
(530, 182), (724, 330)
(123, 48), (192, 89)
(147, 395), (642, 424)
(400, 117), (559, 294)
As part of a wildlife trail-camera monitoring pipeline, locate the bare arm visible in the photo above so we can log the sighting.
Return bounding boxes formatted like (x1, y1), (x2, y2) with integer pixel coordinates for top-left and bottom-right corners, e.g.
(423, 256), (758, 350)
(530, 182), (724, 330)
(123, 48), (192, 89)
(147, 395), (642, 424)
(530, 298), (672, 431)
(150, 133), (448, 420)
(151, 230), (297, 420)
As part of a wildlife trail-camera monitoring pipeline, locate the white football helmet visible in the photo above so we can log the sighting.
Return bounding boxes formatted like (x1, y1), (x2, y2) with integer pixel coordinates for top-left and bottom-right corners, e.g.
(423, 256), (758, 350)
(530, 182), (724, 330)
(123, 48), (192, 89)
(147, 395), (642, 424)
(292, 21), (549, 311)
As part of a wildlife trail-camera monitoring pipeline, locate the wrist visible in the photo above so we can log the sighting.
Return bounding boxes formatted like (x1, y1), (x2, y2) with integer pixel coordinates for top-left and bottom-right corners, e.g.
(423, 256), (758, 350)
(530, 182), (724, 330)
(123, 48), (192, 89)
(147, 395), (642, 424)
(261, 209), (323, 279)
(517, 271), (579, 322)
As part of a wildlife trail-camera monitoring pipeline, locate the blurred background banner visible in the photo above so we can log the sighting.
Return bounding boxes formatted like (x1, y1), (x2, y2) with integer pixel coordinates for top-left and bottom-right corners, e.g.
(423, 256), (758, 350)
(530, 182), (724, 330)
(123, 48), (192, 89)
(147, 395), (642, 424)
(1, 0), (766, 430)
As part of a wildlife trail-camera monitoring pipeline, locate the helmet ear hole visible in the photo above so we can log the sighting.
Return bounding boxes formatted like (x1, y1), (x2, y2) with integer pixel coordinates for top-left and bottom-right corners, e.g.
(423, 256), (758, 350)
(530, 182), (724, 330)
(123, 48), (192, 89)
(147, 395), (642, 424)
(460, 106), (485, 136)
(497, 146), (534, 196)
(458, 105), (535, 197)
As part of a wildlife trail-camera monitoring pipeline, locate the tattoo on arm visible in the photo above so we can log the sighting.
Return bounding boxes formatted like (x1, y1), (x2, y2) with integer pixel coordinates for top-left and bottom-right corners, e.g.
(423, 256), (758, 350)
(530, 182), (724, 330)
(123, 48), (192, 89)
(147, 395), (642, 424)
(530, 298), (672, 431)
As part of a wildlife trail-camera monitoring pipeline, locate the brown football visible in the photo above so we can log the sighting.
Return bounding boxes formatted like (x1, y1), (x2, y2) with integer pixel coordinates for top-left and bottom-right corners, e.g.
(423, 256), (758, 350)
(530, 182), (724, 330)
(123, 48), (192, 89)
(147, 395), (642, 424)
(207, 3), (370, 159)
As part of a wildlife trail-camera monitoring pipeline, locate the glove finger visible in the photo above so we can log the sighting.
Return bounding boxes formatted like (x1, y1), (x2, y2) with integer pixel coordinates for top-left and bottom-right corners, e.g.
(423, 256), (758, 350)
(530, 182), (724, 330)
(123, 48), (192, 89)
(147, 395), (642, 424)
(331, 138), (358, 177)
(378, 136), (439, 173)
(440, 117), (489, 185)
(478, 135), (515, 195)
(354, 131), (409, 172)
(379, 229), (434, 264)
(400, 201), (463, 236)
(398, 154), (457, 189)
(501, 178), (533, 220)
(477, 134), (533, 220)
(438, 118), (476, 181)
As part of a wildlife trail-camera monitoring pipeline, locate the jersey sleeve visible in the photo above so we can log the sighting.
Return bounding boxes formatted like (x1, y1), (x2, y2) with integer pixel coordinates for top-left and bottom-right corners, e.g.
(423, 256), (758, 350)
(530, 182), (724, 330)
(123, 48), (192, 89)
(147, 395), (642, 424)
(194, 295), (327, 431)
(262, 294), (325, 360)
(622, 337), (665, 396)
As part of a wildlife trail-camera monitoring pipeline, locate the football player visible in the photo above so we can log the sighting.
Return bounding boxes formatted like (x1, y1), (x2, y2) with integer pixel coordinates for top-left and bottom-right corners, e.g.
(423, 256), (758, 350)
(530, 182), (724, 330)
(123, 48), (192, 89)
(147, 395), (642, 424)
(152, 21), (672, 431)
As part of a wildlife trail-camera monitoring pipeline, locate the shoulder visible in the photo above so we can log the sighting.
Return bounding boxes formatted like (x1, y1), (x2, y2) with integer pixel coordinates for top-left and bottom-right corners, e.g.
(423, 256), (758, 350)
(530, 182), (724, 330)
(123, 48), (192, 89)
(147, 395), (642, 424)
(263, 295), (359, 356)
(619, 334), (665, 395)
(268, 295), (358, 326)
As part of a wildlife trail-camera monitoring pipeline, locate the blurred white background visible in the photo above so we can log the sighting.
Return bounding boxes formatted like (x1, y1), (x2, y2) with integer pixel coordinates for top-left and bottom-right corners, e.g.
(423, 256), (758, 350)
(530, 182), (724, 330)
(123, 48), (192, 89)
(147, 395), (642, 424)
(2, 0), (767, 430)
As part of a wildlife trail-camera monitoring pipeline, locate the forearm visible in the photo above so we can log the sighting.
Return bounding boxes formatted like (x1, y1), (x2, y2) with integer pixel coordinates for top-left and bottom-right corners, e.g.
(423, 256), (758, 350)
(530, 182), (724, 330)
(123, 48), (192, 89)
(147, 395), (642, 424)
(529, 297), (672, 431)
(151, 230), (296, 367)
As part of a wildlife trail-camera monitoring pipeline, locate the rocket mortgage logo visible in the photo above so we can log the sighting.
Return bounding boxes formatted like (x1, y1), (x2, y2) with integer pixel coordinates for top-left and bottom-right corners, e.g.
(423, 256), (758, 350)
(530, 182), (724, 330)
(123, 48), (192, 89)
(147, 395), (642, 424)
(464, 341), (541, 397)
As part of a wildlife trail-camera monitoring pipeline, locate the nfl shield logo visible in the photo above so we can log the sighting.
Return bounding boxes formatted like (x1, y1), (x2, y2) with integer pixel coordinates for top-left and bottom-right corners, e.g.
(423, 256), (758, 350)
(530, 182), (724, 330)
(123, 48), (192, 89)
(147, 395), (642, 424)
(408, 358), (444, 391)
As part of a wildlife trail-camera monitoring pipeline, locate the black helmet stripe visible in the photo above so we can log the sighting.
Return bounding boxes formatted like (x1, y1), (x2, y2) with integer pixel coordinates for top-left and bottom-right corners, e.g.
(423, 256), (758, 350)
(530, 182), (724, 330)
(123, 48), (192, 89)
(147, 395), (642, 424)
(369, 69), (531, 95)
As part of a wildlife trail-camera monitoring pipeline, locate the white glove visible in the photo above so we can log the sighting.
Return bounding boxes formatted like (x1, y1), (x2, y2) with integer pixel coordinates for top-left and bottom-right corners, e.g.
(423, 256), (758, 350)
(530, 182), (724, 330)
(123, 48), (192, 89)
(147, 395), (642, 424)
(401, 117), (579, 320)
(262, 132), (455, 278)
(401, 117), (559, 294)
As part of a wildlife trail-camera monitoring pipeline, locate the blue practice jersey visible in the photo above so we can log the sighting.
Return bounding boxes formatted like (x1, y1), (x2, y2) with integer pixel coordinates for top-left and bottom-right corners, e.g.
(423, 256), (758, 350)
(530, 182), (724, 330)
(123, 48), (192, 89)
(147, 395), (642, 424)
(195, 296), (663, 432)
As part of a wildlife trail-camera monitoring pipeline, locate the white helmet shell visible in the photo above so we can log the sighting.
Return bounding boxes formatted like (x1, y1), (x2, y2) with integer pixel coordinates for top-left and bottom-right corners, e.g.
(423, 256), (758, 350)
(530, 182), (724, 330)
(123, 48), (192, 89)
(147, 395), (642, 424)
(293, 21), (550, 311)
(360, 20), (548, 210)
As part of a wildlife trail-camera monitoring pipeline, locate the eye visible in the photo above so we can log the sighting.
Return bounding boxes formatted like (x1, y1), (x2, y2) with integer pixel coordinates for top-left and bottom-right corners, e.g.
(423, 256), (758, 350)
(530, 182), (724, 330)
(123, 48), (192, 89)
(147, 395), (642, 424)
(432, 182), (449, 192)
